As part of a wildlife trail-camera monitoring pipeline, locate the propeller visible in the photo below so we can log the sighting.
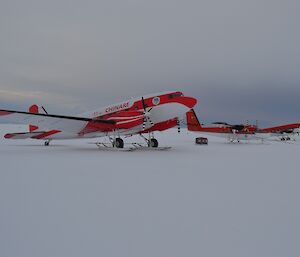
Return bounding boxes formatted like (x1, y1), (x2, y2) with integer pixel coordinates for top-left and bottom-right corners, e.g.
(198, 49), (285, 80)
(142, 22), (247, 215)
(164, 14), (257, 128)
(141, 97), (154, 130)
(177, 118), (182, 133)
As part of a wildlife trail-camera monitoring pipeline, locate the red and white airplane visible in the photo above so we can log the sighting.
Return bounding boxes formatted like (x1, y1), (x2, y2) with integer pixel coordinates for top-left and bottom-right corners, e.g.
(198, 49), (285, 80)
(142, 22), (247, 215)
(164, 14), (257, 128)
(187, 109), (300, 142)
(256, 123), (300, 141)
(186, 109), (259, 142)
(0, 91), (197, 148)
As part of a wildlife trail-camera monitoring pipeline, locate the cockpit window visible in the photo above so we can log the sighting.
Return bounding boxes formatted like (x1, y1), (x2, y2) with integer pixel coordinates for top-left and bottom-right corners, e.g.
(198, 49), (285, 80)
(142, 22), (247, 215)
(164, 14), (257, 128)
(168, 92), (183, 99)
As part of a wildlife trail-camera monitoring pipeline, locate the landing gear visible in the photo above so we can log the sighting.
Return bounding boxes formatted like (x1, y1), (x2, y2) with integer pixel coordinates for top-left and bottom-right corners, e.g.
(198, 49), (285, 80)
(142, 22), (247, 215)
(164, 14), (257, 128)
(109, 130), (124, 148)
(148, 138), (159, 148)
(94, 131), (169, 151)
(113, 137), (124, 148)
(140, 133), (159, 148)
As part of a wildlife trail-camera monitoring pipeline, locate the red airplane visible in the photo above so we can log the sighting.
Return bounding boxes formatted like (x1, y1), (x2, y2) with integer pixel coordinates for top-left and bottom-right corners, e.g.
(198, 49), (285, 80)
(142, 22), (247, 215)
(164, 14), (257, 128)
(186, 109), (258, 142)
(0, 91), (197, 149)
(256, 123), (300, 141)
(187, 109), (300, 142)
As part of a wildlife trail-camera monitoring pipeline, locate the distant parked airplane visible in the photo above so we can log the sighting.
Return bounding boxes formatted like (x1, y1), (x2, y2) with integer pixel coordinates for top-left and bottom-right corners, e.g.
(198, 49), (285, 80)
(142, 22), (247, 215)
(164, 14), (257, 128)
(186, 109), (300, 142)
(256, 123), (300, 141)
(0, 91), (197, 148)
(186, 109), (258, 142)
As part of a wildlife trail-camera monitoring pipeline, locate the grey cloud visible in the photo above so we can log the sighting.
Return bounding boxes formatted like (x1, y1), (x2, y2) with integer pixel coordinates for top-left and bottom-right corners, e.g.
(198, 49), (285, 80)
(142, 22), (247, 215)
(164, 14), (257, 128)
(0, 0), (300, 125)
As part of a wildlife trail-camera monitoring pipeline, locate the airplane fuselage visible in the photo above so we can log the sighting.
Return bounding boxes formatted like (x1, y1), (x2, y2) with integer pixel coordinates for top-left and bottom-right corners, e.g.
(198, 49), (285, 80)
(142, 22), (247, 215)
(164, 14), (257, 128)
(36, 91), (196, 140)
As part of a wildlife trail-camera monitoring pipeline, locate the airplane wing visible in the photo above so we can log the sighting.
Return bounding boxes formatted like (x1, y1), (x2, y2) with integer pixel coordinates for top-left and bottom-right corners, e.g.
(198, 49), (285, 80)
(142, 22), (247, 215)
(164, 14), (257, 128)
(0, 109), (115, 134)
(0, 108), (147, 137)
(258, 123), (300, 134)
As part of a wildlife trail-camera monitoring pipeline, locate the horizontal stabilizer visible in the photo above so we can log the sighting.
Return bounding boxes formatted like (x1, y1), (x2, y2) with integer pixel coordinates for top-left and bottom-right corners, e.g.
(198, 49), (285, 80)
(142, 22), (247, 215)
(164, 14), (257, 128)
(4, 130), (61, 140)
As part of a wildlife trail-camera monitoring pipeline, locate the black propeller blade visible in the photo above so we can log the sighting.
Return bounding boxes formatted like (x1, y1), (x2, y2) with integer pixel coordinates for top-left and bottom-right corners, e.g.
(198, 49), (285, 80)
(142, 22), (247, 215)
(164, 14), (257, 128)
(177, 118), (181, 133)
(141, 97), (154, 130)
(141, 97), (147, 112)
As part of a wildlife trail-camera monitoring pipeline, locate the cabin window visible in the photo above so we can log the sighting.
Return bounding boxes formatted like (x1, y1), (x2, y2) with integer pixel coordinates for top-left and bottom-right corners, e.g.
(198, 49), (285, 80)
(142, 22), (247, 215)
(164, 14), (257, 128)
(168, 93), (183, 99)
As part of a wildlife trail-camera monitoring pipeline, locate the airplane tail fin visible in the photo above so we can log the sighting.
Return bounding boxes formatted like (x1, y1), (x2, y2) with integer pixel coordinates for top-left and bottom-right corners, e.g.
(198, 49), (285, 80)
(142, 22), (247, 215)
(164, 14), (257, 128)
(29, 104), (39, 132)
(186, 109), (202, 131)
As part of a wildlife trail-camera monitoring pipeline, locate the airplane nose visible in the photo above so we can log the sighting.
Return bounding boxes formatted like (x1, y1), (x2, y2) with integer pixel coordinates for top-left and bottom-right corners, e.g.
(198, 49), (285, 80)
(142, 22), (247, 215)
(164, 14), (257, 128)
(177, 96), (198, 109)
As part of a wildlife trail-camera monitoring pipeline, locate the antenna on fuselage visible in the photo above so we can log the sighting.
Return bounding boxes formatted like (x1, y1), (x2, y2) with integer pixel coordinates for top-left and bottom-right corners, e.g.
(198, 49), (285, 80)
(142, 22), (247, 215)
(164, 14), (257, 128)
(41, 106), (49, 115)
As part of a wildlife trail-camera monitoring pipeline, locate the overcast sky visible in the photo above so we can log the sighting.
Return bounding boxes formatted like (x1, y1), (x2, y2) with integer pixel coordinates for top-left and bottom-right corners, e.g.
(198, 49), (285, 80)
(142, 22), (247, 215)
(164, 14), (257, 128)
(1, 0), (300, 125)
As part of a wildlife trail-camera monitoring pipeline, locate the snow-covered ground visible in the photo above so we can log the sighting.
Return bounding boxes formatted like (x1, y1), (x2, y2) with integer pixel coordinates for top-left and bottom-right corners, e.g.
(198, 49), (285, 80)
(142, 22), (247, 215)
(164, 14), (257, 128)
(0, 125), (299, 257)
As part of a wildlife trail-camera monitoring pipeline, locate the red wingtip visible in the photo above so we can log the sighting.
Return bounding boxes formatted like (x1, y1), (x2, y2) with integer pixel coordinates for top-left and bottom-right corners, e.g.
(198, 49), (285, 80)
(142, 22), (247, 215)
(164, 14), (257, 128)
(4, 133), (14, 139)
(0, 110), (12, 116)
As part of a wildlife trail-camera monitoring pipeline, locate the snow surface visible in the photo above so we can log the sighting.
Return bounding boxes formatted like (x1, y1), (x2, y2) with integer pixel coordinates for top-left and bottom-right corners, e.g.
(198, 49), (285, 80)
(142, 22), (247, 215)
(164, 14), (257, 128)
(0, 124), (299, 257)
